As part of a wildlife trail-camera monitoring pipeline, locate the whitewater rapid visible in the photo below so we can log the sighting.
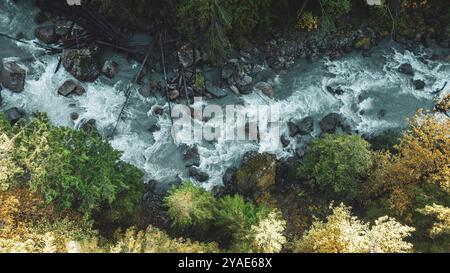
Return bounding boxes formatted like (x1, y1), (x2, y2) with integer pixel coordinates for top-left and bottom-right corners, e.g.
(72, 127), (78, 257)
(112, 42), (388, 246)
(1, 1), (449, 190)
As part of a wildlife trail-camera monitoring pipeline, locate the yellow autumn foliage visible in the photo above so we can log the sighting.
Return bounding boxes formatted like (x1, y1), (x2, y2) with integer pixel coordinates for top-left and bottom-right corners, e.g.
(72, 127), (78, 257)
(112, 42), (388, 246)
(249, 211), (287, 253)
(0, 188), (99, 253)
(365, 111), (450, 218)
(294, 203), (415, 253)
(110, 226), (220, 253)
(418, 204), (450, 238)
(0, 133), (21, 192)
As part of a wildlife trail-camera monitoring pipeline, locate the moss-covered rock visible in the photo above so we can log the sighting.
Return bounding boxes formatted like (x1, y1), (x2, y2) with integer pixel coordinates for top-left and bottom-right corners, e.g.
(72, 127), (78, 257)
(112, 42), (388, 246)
(354, 37), (371, 50)
(235, 152), (276, 197)
(62, 46), (100, 82)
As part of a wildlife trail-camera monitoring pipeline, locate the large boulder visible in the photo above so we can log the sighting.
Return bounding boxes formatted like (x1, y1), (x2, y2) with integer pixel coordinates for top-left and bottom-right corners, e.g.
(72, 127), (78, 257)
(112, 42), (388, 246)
(4, 107), (25, 124)
(398, 63), (414, 76)
(254, 81), (274, 98)
(235, 152), (276, 196)
(320, 113), (342, 134)
(297, 116), (314, 135)
(180, 144), (200, 167)
(413, 79), (425, 90)
(288, 116), (314, 137)
(34, 26), (58, 44)
(0, 60), (26, 93)
(188, 166), (209, 183)
(35, 23), (70, 44)
(205, 81), (227, 98)
(101, 60), (119, 79)
(237, 75), (253, 94)
(58, 79), (85, 96)
(62, 46), (100, 82)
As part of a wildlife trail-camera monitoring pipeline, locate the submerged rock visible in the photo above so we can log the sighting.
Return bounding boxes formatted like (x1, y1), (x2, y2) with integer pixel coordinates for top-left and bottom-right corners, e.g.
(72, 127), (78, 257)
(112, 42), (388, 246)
(62, 46), (100, 82)
(377, 109), (386, 119)
(0, 60), (26, 93)
(320, 113), (342, 134)
(58, 79), (85, 96)
(4, 107), (25, 124)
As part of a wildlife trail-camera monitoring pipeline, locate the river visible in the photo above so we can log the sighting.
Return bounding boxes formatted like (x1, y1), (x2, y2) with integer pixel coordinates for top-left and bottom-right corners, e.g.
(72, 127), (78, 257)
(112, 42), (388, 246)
(1, 0), (449, 190)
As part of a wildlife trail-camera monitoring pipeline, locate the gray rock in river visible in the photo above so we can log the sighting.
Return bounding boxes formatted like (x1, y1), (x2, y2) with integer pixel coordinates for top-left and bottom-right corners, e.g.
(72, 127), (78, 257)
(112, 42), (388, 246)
(101, 60), (119, 79)
(180, 144), (200, 167)
(254, 81), (273, 98)
(320, 113), (342, 134)
(237, 75), (253, 94)
(398, 63), (414, 76)
(280, 134), (290, 148)
(326, 86), (344, 96)
(413, 79), (425, 90)
(0, 60), (26, 93)
(288, 116), (314, 137)
(34, 26), (58, 44)
(58, 79), (85, 96)
(188, 166), (209, 183)
(205, 81), (227, 98)
(62, 46), (100, 82)
(4, 107), (25, 124)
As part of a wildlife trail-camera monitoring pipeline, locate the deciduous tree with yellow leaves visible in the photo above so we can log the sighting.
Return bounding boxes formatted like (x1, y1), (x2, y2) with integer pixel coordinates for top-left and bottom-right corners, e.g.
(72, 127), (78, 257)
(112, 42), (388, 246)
(364, 111), (450, 220)
(294, 203), (415, 253)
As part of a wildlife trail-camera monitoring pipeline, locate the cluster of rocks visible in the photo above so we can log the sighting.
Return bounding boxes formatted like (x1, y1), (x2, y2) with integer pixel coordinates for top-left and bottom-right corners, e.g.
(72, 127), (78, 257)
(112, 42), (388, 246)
(0, 59), (27, 124)
(397, 63), (426, 90)
(261, 27), (379, 70)
(179, 144), (210, 183)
